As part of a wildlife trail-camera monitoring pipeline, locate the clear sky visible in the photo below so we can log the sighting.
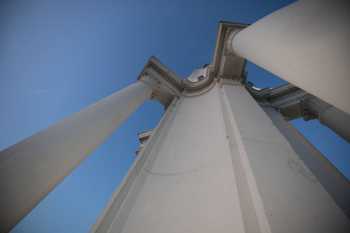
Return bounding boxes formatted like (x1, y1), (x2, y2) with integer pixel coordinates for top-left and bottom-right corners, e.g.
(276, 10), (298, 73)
(0, 0), (348, 233)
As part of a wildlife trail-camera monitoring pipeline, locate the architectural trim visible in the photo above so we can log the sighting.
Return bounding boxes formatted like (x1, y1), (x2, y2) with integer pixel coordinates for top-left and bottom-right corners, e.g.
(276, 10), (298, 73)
(211, 21), (247, 82)
(246, 83), (350, 142)
(138, 57), (182, 107)
(91, 98), (180, 233)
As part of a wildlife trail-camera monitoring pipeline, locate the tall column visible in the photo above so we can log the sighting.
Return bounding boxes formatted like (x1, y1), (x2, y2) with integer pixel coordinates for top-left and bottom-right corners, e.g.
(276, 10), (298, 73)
(263, 106), (350, 217)
(91, 82), (350, 233)
(0, 81), (152, 233)
(230, 0), (350, 115)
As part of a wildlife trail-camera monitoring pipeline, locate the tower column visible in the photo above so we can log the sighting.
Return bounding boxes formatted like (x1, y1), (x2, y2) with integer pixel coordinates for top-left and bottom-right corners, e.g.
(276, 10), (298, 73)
(230, 0), (350, 114)
(0, 81), (152, 233)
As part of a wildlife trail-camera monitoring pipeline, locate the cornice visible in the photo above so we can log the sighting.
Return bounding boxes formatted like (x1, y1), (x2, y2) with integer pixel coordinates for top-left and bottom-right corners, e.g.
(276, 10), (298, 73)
(137, 21), (250, 104)
(211, 21), (248, 82)
(138, 56), (183, 107)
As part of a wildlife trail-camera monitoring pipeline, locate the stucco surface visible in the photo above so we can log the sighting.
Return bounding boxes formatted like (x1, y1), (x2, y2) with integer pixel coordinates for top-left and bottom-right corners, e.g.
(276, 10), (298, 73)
(94, 83), (350, 233)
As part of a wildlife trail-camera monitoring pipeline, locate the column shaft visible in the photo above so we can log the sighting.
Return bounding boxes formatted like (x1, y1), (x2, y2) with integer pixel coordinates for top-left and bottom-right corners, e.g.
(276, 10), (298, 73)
(263, 106), (350, 217)
(232, 0), (350, 114)
(0, 81), (152, 233)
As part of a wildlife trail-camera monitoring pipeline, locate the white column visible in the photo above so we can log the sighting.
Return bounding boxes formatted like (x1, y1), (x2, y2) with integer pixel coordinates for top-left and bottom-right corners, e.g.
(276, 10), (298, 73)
(231, 0), (350, 115)
(0, 81), (152, 233)
(263, 106), (350, 218)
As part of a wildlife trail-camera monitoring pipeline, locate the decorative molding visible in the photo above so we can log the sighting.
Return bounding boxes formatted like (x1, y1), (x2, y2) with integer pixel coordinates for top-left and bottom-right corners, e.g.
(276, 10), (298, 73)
(211, 21), (248, 82)
(138, 56), (183, 107)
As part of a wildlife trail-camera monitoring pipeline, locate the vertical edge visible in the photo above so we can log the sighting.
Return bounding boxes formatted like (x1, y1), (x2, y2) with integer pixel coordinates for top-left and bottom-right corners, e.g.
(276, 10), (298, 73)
(90, 97), (180, 233)
(219, 83), (272, 233)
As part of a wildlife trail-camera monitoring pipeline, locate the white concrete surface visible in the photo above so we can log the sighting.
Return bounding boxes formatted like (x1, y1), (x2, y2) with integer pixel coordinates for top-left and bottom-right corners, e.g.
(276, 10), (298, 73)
(0, 81), (152, 233)
(92, 82), (350, 233)
(232, 0), (350, 115)
(93, 84), (247, 233)
(223, 84), (349, 233)
(91, 98), (179, 233)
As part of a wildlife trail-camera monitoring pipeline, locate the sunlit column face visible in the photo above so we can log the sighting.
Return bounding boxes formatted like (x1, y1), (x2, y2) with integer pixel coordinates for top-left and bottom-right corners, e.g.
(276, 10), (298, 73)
(231, 0), (350, 115)
(0, 81), (152, 233)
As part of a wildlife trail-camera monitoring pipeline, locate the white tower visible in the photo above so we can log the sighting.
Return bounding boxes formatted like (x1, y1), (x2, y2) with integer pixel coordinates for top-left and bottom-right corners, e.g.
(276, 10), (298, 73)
(89, 23), (350, 233)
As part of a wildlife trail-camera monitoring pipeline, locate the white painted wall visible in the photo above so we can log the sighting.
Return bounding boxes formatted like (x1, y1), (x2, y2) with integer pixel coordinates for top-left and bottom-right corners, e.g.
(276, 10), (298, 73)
(223, 84), (349, 233)
(93, 82), (350, 233)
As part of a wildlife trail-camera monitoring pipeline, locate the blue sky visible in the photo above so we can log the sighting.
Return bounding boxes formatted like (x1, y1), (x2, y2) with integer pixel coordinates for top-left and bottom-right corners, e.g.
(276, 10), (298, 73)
(0, 0), (348, 233)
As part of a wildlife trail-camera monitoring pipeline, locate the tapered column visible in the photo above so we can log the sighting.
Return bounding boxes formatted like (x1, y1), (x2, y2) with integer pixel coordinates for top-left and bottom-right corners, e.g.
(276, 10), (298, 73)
(263, 106), (350, 218)
(0, 81), (152, 233)
(231, 0), (350, 114)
